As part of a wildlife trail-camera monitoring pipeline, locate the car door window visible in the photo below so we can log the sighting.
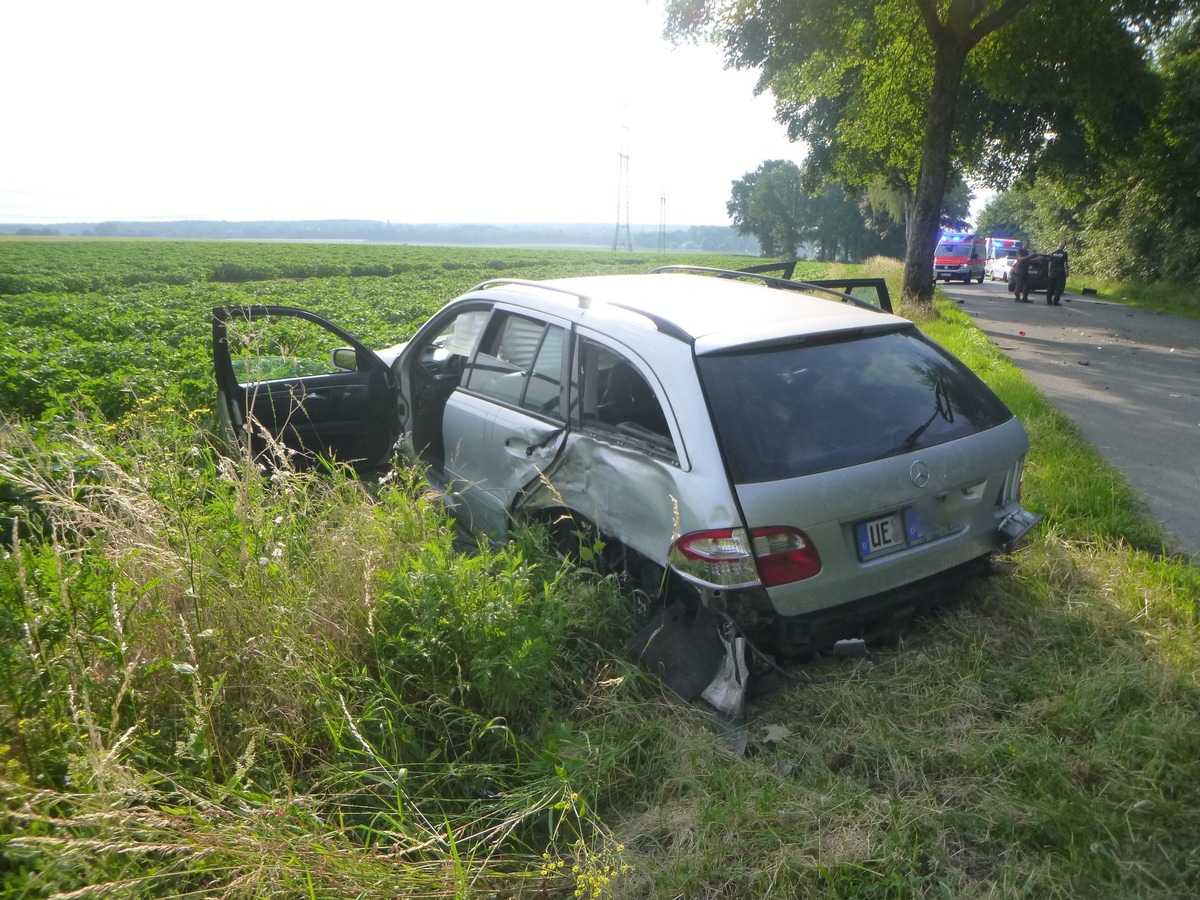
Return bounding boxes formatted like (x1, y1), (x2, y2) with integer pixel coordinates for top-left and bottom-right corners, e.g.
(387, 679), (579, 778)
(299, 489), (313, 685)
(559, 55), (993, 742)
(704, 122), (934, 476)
(465, 313), (567, 419)
(575, 338), (674, 456)
(212, 306), (397, 474)
(408, 306), (492, 470)
(224, 314), (347, 383)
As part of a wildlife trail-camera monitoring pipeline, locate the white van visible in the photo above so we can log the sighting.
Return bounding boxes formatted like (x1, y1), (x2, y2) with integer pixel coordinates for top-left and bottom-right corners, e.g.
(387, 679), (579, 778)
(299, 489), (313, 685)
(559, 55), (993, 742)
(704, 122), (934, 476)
(985, 238), (1022, 282)
(934, 234), (985, 283)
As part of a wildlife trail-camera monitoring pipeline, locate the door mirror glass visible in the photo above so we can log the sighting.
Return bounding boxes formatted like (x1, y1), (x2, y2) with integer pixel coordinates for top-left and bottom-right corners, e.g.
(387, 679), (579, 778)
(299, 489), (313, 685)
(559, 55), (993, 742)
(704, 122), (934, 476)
(331, 347), (357, 371)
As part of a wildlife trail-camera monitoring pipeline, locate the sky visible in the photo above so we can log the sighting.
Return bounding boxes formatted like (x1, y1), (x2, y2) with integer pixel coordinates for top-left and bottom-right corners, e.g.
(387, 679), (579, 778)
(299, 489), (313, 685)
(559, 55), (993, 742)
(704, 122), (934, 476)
(1, 0), (812, 227)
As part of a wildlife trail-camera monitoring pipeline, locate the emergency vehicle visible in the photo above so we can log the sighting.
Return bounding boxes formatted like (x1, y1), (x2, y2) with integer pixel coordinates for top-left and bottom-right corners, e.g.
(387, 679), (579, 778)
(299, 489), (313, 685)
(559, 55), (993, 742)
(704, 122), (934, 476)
(933, 233), (986, 283)
(985, 237), (1022, 282)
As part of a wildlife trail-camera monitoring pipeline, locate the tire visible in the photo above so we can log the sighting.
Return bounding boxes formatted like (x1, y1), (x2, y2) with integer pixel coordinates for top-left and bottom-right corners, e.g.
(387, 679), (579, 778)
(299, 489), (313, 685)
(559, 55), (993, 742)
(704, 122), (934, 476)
(539, 508), (663, 597)
(542, 508), (602, 565)
(977, 272), (984, 284)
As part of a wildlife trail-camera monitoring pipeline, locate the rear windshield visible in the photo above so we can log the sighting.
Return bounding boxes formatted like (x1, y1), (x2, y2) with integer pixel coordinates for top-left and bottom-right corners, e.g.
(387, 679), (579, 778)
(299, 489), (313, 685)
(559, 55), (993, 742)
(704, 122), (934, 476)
(697, 328), (1013, 484)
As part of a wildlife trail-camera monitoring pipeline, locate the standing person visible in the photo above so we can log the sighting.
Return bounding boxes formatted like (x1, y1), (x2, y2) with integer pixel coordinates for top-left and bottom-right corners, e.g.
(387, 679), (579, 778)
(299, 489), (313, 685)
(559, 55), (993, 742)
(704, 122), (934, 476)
(1011, 247), (1034, 303)
(1046, 242), (1069, 305)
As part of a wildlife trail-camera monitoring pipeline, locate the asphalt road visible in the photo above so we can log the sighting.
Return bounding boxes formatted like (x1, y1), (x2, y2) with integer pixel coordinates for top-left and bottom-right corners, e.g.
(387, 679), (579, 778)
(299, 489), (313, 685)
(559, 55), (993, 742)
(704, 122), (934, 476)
(937, 277), (1200, 560)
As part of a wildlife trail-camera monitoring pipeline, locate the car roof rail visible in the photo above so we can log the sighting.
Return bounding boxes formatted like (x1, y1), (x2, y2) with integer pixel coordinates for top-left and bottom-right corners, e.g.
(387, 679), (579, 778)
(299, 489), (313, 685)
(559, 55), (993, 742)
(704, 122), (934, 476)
(651, 265), (889, 313)
(471, 278), (593, 308)
(470, 277), (692, 343)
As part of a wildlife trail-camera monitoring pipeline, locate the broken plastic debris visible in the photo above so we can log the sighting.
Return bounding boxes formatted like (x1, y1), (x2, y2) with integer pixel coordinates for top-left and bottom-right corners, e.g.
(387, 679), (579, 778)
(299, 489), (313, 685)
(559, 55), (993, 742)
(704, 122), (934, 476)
(832, 638), (876, 664)
(701, 628), (749, 722)
(762, 724), (794, 745)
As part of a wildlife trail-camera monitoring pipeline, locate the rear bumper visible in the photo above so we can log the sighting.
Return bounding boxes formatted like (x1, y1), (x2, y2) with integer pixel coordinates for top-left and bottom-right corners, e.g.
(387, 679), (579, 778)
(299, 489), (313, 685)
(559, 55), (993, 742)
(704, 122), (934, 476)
(724, 555), (994, 657)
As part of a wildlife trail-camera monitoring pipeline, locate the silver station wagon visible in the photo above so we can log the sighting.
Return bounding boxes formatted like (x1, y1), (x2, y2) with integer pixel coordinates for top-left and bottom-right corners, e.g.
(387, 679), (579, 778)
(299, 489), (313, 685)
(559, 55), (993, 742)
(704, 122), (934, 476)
(213, 268), (1039, 665)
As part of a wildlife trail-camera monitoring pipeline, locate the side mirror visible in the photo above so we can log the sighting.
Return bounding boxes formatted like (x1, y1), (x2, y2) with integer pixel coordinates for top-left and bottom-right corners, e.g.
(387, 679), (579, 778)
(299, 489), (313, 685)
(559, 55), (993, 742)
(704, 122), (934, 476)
(331, 347), (357, 371)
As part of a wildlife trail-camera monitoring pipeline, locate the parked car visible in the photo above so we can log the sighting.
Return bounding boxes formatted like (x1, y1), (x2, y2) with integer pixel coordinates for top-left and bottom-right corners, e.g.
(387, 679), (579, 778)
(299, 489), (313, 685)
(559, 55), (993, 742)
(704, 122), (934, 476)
(986, 251), (1017, 282)
(212, 268), (1039, 658)
(1008, 254), (1051, 294)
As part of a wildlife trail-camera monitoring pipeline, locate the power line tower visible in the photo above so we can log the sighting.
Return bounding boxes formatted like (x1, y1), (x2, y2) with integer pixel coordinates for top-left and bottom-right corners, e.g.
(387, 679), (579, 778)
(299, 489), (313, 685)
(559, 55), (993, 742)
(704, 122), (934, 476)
(658, 192), (667, 252)
(612, 149), (632, 252)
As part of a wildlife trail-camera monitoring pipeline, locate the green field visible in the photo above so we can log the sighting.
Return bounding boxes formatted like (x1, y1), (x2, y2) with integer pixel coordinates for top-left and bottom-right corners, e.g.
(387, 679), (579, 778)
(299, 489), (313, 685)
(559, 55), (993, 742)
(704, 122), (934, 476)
(2, 239), (1199, 898)
(0, 240), (776, 422)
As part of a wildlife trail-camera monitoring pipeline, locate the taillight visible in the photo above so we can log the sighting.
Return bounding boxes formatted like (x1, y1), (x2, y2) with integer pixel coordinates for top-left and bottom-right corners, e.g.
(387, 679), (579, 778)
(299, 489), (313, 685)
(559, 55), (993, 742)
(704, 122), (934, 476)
(668, 526), (821, 589)
(1000, 457), (1025, 506)
(750, 527), (822, 586)
(668, 528), (760, 588)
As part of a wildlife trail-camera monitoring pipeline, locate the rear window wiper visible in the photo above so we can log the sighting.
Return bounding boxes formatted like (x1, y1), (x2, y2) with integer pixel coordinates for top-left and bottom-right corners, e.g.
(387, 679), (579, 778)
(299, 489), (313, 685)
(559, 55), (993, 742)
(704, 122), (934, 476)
(892, 377), (955, 454)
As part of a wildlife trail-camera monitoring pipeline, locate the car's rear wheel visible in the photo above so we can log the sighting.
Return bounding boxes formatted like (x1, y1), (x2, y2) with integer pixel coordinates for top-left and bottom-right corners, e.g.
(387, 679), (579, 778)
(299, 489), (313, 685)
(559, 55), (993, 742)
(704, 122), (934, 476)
(536, 507), (665, 599)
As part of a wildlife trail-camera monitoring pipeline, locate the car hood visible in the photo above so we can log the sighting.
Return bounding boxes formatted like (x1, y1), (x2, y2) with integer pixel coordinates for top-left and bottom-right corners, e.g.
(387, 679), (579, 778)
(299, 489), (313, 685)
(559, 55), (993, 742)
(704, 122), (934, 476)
(373, 341), (408, 367)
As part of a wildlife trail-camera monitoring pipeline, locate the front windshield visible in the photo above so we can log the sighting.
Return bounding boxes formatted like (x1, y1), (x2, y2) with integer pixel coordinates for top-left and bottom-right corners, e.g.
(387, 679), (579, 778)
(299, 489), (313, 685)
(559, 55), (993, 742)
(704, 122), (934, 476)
(936, 242), (965, 256)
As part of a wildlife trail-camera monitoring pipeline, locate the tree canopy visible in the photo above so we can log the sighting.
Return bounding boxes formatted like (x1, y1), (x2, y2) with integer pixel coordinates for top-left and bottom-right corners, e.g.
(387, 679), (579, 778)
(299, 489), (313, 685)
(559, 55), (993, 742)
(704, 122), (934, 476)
(978, 11), (1200, 283)
(666, 0), (1183, 305)
(729, 161), (968, 261)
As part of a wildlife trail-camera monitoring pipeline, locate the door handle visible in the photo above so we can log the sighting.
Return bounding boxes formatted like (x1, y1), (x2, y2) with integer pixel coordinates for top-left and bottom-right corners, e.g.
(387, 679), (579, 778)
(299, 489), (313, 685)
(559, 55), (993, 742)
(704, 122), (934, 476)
(522, 428), (565, 457)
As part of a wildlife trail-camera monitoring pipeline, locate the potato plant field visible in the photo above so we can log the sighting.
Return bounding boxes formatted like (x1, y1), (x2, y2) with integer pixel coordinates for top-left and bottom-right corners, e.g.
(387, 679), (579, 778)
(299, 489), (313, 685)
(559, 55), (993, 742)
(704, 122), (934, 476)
(0, 239), (775, 423)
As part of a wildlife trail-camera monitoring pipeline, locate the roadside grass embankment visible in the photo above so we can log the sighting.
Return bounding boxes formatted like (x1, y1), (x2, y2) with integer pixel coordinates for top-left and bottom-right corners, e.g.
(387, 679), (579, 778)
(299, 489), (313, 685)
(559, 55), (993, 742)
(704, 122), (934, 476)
(1067, 275), (1200, 321)
(2, 243), (1199, 897)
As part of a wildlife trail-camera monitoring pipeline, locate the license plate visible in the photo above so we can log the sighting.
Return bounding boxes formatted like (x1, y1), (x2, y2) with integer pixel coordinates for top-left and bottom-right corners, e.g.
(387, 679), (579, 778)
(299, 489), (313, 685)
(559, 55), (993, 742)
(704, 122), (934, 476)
(856, 510), (916, 560)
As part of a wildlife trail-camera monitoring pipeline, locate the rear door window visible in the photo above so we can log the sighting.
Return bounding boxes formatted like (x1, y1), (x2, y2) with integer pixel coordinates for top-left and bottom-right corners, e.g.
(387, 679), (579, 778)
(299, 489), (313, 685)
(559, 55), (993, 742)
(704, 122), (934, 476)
(697, 327), (1013, 484)
(464, 312), (567, 419)
(574, 337), (675, 458)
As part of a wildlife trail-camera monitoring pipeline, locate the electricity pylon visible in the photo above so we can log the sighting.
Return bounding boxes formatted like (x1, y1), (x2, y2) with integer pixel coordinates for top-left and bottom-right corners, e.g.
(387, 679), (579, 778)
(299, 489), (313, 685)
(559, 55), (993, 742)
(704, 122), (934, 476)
(612, 149), (632, 252)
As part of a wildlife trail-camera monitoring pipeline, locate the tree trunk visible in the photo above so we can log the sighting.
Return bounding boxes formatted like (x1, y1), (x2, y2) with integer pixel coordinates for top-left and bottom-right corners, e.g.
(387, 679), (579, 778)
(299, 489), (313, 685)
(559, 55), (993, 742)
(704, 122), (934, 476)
(902, 40), (969, 309)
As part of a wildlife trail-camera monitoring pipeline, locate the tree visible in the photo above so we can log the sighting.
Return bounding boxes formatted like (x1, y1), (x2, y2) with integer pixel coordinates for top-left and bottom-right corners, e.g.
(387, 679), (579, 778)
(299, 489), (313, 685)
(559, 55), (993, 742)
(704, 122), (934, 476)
(976, 12), (1200, 283)
(730, 161), (904, 261)
(975, 189), (1037, 245)
(810, 183), (874, 261)
(666, 0), (1181, 307)
(727, 160), (811, 258)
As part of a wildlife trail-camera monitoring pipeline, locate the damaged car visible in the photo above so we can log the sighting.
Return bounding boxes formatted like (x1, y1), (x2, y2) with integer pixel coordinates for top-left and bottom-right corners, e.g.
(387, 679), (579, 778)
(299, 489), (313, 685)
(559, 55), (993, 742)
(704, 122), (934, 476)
(212, 268), (1039, 671)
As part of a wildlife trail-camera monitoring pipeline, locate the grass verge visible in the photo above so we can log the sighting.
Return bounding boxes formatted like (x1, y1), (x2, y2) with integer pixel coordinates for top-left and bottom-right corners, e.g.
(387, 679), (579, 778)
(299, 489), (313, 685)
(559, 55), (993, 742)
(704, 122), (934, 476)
(1064, 276), (1200, 320)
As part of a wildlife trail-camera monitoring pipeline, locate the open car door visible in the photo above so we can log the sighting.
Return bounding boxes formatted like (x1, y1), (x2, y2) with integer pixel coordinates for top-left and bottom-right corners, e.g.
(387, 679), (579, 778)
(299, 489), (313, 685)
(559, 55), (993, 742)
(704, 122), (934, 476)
(212, 305), (398, 474)
(735, 262), (894, 313)
(651, 264), (894, 314)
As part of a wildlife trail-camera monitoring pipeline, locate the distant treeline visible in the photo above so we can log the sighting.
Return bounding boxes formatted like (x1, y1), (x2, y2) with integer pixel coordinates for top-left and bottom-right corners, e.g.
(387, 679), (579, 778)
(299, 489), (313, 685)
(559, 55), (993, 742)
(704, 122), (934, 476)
(0, 219), (760, 253)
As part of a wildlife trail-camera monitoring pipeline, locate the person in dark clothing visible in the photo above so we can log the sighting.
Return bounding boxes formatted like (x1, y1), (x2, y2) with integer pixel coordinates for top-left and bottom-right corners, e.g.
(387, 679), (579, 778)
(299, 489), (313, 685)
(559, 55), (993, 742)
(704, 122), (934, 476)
(1011, 248), (1034, 303)
(1046, 242), (1069, 305)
